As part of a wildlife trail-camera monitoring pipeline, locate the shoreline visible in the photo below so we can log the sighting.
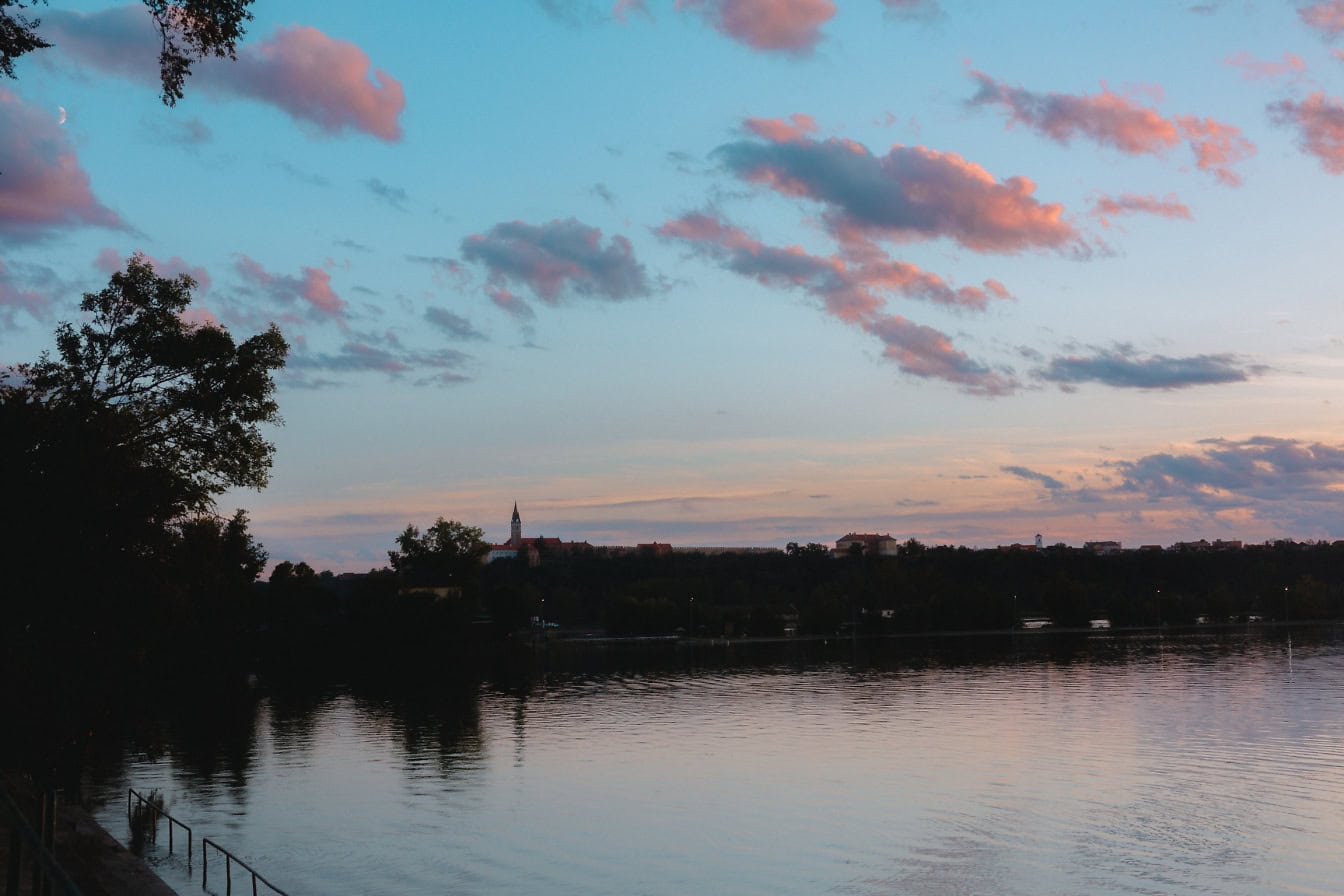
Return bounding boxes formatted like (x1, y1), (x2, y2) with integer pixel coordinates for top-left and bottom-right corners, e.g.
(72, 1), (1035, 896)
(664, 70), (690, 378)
(1, 773), (178, 896)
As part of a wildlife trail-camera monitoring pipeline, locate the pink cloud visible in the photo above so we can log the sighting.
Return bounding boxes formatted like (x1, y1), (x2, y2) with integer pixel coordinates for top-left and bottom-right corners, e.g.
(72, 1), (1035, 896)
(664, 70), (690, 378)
(1224, 50), (1307, 82)
(968, 70), (1255, 185)
(1174, 115), (1255, 186)
(864, 314), (1016, 396)
(234, 255), (347, 319)
(486, 284), (535, 321)
(1300, 0), (1344, 37)
(178, 307), (223, 330)
(744, 113), (818, 143)
(0, 88), (125, 242)
(40, 8), (403, 141)
(612, 0), (652, 21)
(716, 129), (1076, 253)
(1089, 193), (1192, 227)
(223, 26), (404, 141)
(1269, 92), (1344, 173)
(95, 248), (212, 290)
(676, 0), (836, 53)
(658, 211), (1015, 394)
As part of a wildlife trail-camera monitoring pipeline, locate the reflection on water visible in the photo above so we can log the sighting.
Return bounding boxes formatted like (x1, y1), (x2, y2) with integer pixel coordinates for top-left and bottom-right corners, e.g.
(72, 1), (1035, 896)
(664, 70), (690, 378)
(92, 628), (1344, 896)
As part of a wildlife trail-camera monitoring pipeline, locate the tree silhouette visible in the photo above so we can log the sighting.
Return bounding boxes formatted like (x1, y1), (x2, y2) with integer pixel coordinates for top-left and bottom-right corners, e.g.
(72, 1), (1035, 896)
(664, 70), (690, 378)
(1, 253), (286, 644)
(0, 0), (255, 104)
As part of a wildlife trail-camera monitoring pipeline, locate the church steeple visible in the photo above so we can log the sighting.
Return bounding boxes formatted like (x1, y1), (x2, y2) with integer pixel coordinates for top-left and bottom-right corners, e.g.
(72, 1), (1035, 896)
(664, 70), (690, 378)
(510, 502), (522, 549)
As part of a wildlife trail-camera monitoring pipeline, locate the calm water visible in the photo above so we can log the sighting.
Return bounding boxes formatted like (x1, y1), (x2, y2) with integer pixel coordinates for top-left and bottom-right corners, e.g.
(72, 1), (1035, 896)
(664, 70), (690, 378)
(92, 630), (1344, 896)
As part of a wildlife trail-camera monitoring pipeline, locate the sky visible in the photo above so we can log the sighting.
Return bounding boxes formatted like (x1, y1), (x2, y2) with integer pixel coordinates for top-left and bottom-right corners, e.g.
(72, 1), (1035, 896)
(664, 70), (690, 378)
(4, 0), (1344, 571)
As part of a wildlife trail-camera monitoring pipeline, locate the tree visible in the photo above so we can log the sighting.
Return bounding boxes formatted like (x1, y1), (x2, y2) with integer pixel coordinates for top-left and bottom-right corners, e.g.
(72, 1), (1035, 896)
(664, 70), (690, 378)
(388, 518), (489, 588)
(1, 0), (254, 104)
(1, 254), (286, 642)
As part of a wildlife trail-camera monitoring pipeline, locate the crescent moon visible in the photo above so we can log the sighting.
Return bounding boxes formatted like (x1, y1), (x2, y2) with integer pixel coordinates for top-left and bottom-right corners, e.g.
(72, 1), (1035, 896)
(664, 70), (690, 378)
(57, 106), (67, 125)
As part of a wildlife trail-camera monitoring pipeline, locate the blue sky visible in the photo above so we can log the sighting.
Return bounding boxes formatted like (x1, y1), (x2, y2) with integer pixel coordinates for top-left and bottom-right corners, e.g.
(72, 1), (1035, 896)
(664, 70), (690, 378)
(4, 0), (1344, 571)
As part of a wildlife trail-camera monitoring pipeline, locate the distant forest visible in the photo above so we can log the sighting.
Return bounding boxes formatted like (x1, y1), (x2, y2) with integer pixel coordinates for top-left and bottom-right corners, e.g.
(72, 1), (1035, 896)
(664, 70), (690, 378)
(252, 540), (1344, 672)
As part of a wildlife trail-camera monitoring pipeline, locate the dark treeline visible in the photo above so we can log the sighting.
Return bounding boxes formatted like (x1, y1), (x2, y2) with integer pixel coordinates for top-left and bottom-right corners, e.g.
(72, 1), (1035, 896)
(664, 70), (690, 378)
(474, 539), (1344, 638)
(251, 538), (1344, 671)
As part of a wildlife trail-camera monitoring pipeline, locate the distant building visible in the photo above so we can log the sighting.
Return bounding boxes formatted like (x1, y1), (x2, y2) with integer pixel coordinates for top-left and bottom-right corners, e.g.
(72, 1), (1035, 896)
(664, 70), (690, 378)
(1084, 541), (1123, 554)
(486, 503), (592, 565)
(834, 533), (899, 557)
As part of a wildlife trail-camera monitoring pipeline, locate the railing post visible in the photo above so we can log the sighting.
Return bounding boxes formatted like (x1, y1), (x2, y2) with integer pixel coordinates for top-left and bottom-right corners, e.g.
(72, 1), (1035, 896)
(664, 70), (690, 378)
(6, 826), (22, 896)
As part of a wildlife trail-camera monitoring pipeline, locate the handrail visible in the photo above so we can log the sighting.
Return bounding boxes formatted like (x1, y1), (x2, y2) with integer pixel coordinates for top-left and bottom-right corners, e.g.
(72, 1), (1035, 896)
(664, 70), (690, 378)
(126, 788), (192, 858)
(1, 785), (84, 896)
(202, 837), (289, 896)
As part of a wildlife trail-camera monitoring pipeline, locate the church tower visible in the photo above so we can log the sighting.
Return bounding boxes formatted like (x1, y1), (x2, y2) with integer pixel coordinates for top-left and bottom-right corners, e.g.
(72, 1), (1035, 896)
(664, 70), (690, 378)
(510, 502), (522, 550)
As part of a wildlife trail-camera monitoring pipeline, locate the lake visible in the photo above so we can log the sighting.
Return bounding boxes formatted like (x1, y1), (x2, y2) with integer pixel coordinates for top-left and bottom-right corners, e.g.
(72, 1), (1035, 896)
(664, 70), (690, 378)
(90, 628), (1344, 895)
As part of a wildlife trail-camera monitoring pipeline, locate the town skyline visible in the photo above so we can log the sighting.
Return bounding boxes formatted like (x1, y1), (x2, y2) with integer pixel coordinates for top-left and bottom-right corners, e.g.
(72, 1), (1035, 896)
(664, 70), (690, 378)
(5, 2), (1344, 572)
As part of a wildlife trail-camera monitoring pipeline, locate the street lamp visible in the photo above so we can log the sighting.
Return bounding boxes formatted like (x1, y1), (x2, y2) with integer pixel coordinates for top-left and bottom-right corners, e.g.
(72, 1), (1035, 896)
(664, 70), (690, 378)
(688, 596), (695, 640)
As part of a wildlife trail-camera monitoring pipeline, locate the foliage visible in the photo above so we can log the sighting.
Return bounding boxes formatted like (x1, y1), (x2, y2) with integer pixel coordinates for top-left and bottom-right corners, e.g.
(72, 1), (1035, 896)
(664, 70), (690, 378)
(0, 1), (47, 79)
(388, 518), (489, 587)
(0, 0), (254, 103)
(1, 254), (286, 643)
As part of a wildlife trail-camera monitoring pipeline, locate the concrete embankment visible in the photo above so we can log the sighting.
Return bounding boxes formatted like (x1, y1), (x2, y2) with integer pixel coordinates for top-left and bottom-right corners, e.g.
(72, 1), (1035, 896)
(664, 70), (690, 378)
(1, 773), (178, 896)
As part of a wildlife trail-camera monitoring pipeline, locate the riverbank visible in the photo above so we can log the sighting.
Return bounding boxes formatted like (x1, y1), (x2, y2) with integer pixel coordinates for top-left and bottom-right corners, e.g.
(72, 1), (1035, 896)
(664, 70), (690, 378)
(1, 772), (177, 896)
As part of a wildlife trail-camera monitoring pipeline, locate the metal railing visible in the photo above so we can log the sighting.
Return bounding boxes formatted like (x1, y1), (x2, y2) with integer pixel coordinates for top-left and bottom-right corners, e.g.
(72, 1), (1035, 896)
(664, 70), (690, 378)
(2, 785), (83, 896)
(202, 838), (289, 896)
(126, 788), (192, 858)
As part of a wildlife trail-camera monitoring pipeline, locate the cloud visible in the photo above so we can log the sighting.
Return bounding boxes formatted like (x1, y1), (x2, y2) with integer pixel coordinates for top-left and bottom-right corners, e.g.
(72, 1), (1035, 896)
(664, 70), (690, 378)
(151, 115), (213, 147)
(967, 70), (1255, 185)
(658, 211), (1016, 394)
(485, 284), (536, 321)
(289, 341), (471, 385)
(272, 160), (332, 187)
(95, 248), (212, 290)
(1002, 464), (1067, 491)
(612, 0), (652, 21)
(714, 130), (1077, 253)
(1115, 437), (1344, 510)
(1269, 92), (1344, 173)
(1224, 50), (1307, 83)
(179, 307), (223, 330)
(40, 7), (404, 141)
(881, 0), (942, 21)
(864, 314), (1017, 396)
(1089, 193), (1192, 227)
(0, 259), (55, 327)
(424, 306), (486, 340)
(235, 255), (347, 320)
(659, 211), (1012, 317)
(1037, 346), (1264, 390)
(1300, 0), (1344, 38)
(744, 113), (818, 143)
(0, 88), (125, 242)
(675, 0), (836, 53)
(365, 177), (409, 210)
(461, 218), (652, 312)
